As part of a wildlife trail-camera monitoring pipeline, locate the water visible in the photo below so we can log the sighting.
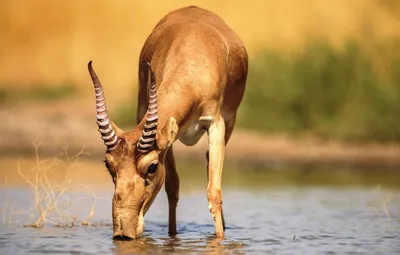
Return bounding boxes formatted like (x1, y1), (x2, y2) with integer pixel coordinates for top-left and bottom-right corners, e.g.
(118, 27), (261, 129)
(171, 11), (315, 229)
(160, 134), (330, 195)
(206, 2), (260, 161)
(0, 157), (399, 254)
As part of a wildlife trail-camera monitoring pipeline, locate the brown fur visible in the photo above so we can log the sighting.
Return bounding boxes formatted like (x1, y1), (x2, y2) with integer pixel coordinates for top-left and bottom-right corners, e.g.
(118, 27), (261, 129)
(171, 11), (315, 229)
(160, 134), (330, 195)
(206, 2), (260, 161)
(93, 6), (247, 239)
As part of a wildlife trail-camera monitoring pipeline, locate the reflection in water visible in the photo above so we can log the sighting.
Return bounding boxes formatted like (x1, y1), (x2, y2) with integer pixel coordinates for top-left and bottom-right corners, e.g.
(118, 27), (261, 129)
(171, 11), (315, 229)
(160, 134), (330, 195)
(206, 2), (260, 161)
(113, 237), (158, 254)
(112, 232), (245, 254)
(0, 157), (399, 254)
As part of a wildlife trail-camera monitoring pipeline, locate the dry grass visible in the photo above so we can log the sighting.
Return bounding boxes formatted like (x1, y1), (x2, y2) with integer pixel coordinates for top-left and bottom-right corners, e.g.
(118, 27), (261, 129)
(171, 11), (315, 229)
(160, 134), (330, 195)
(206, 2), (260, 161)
(3, 142), (101, 228)
(370, 185), (397, 219)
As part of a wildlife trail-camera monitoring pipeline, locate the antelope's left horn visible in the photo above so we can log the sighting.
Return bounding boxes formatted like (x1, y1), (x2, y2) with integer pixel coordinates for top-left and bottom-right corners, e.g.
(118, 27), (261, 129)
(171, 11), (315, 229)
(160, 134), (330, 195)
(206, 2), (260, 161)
(88, 61), (119, 151)
(137, 61), (158, 153)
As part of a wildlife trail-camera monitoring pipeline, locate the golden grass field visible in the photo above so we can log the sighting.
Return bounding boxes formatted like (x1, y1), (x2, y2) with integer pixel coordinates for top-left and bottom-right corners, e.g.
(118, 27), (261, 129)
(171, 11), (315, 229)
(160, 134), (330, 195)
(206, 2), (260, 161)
(1, 0), (400, 101)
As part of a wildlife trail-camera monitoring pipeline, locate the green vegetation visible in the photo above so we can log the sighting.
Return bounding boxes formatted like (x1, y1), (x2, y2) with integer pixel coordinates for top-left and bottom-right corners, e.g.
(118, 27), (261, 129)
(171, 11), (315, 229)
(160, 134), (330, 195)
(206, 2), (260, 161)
(111, 38), (400, 143)
(238, 39), (400, 143)
(0, 83), (77, 103)
(112, 100), (138, 128)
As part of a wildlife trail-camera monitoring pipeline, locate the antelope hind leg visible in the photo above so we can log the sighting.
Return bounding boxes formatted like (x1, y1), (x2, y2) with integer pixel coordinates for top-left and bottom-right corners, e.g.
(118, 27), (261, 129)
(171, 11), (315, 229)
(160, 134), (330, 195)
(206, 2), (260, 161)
(206, 115), (226, 237)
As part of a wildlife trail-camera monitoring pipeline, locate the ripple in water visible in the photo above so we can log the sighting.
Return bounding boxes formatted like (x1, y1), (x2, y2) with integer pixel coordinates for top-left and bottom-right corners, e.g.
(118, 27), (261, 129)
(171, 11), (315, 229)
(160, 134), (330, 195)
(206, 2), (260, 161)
(0, 186), (399, 254)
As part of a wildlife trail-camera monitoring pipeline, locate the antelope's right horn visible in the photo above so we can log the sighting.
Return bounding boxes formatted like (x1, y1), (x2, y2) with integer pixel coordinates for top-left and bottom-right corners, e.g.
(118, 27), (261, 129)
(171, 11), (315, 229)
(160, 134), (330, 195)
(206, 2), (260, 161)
(137, 61), (158, 153)
(88, 61), (119, 151)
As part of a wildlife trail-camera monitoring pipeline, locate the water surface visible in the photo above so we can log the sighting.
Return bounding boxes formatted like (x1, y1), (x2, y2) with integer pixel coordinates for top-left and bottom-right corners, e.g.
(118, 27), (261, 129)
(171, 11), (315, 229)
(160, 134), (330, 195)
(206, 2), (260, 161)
(0, 157), (399, 254)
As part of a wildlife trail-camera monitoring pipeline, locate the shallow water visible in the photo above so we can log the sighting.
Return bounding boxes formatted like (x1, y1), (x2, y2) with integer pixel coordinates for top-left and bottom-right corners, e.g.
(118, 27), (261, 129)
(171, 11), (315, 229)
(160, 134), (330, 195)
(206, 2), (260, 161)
(0, 157), (399, 254)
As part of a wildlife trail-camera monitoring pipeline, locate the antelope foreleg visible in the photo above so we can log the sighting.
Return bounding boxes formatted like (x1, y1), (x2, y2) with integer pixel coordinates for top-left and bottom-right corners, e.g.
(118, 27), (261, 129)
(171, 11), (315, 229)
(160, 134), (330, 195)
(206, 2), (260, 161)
(206, 115), (226, 237)
(165, 146), (179, 235)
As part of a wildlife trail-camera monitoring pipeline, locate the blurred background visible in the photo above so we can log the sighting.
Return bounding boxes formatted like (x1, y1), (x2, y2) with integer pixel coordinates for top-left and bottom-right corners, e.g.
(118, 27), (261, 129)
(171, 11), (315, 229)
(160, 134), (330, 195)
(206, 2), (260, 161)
(1, 3), (400, 253)
(1, 0), (400, 170)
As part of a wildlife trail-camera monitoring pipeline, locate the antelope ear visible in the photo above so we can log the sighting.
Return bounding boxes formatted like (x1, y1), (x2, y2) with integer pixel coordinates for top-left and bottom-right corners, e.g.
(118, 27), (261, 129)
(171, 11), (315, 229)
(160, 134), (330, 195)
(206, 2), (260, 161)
(165, 117), (179, 148)
(111, 121), (124, 136)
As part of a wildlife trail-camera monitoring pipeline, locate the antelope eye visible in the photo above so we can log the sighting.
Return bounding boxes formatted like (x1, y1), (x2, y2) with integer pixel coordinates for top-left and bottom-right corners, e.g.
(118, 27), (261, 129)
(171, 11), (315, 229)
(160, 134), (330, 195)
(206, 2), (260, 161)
(147, 163), (158, 174)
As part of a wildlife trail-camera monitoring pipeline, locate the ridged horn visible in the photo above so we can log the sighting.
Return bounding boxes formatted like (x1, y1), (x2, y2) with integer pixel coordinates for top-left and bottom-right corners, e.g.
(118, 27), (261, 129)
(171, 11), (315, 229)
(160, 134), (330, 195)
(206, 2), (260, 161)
(88, 61), (119, 151)
(137, 61), (158, 153)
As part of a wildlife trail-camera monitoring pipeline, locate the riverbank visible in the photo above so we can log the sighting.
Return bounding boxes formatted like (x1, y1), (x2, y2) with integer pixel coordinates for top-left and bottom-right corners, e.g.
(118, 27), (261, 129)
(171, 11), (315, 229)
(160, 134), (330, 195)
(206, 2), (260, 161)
(1, 101), (399, 169)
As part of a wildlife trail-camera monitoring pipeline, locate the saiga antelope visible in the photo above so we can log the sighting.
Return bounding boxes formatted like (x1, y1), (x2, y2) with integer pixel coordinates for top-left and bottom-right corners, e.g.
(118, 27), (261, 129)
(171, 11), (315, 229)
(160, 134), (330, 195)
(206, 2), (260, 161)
(88, 6), (248, 239)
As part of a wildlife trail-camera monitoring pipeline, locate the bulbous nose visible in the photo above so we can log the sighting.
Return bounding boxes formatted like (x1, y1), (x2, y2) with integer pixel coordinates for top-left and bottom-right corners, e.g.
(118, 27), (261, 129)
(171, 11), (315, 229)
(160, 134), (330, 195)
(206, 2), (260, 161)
(112, 208), (141, 240)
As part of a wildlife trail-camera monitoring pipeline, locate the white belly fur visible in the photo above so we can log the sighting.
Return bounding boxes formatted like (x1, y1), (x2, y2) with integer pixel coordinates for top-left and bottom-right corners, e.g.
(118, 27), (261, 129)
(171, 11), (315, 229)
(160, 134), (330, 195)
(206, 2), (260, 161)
(178, 116), (213, 146)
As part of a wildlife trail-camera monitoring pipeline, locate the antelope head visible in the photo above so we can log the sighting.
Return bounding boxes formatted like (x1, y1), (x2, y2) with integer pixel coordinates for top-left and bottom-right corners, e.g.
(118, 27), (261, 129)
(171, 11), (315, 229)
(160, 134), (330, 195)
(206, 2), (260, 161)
(88, 61), (175, 239)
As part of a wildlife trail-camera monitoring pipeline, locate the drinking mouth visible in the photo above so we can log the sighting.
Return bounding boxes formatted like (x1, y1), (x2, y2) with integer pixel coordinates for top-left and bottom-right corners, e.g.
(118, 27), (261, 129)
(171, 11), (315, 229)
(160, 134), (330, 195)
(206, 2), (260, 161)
(113, 234), (135, 241)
